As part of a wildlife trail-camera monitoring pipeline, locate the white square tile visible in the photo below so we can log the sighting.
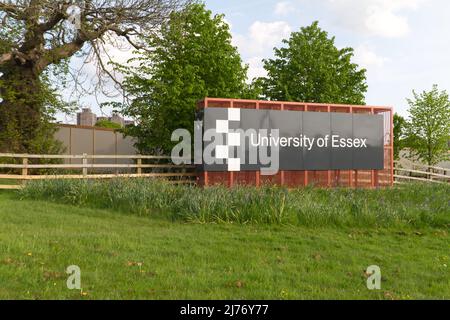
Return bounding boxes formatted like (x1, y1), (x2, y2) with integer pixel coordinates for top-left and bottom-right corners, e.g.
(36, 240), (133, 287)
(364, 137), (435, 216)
(228, 108), (241, 121)
(228, 158), (241, 172)
(228, 132), (241, 146)
(216, 120), (229, 133)
(215, 145), (229, 159)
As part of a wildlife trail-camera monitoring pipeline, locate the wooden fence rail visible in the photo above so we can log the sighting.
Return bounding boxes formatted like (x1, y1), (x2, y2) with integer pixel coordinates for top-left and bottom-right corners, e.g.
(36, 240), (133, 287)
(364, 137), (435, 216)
(0, 153), (197, 189)
(395, 168), (450, 180)
(0, 164), (195, 169)
(394, 160), (450, 174)
(1, 154), (449, 190)
(0, 153), (186, 160)
(394, 162), (450, 184)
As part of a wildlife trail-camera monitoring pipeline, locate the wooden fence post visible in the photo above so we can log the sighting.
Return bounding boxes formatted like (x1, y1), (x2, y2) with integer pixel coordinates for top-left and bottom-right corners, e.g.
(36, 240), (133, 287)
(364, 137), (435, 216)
(22, 157), (28, 177)
(82, 153), (88, 177)
(137, 158), (142, 175)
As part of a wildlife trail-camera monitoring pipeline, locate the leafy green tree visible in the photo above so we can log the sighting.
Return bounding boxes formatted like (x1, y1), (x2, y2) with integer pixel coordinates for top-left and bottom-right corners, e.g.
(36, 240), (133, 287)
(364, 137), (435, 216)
(405, 85), (450, 166)
(0, 59), (73, 154)
(118, 3), (254, 154)
(257, 22), (367, 104)
(393, 113), (407, 160)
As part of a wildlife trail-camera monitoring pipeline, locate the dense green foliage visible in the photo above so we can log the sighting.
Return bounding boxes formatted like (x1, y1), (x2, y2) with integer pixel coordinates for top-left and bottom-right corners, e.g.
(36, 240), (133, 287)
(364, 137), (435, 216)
(118, 4), (255, 154)
(95, 120), (122, 130)
(394, 113), (407, 160)
(0, 61), (72, 154)
(20, 179), (450, 229)
(0, 15), (73, 153)
(256, 22), (367, 104)
(1, 191), (449, 299)
(405, 85), (450, 165)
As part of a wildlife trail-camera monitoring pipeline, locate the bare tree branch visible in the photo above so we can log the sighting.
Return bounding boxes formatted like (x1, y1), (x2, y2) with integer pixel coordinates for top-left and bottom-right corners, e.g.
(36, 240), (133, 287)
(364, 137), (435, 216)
(0, 0), (191, 79)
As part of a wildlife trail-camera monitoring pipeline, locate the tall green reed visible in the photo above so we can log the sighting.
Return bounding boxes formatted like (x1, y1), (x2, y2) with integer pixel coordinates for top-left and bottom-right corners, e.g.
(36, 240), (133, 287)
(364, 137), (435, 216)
(19, 179), (450, 228)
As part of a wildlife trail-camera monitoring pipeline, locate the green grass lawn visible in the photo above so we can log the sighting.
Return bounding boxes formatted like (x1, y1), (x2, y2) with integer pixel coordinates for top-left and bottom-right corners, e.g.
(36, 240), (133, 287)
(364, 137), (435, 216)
(0, 179), (20, 185)
(0, 191), (448, 300)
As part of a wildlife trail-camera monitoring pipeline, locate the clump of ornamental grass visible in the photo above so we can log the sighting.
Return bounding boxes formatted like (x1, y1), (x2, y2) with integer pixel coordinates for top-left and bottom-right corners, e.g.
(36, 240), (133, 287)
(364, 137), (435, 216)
(20, 179), (450, 228)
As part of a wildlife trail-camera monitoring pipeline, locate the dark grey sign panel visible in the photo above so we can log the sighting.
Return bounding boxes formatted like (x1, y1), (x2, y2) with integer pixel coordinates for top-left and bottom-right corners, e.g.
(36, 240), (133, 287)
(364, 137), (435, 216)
(353, 114), (385, 170)
(239, 109), (270, 171)
(331, 113), (354, 170)
(270, 110), (303, 170)
(202, 108), (384, 172)
(303, 112), (331, 170)
(203, 108), (227, 171)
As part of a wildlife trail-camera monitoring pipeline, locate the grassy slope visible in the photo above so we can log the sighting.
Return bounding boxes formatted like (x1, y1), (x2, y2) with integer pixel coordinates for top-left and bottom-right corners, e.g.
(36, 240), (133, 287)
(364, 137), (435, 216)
(0, 191), (448, 300)
(0, 179), (20, 185)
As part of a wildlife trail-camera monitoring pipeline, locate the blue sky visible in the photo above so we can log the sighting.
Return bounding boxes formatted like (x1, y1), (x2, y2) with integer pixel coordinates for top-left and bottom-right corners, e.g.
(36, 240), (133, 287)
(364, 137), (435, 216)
(61, 0), (450, 122)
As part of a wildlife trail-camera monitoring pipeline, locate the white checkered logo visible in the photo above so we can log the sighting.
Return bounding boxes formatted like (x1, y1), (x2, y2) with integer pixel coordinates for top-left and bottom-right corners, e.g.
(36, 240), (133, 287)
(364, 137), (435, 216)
(215, 109), (241, 171)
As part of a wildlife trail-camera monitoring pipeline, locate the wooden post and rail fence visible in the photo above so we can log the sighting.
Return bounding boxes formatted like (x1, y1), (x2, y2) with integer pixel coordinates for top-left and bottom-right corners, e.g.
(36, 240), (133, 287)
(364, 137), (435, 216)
(0, 153), (449, 190)
(393, 160), (450, 184)
(0, 153), (197, 190)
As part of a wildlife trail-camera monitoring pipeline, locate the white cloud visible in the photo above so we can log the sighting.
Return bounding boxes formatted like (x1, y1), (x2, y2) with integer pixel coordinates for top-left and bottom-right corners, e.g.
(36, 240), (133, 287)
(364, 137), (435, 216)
(353, 44), (389, 68)
(232, 21), (291, 81)
(275, 1), (295, 16)
(233, 21), (291, 56)
(246, 56), (267, 81)
(327, 0), (427, 37)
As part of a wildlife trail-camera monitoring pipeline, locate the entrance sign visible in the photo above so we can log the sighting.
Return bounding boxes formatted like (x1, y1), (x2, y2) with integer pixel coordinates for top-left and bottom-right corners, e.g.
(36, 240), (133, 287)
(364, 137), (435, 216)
(202, 108), (384, 172)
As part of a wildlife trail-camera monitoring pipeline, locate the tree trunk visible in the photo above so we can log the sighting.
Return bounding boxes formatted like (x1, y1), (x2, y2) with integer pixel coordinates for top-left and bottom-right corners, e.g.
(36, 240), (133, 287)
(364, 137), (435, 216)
(0, 62), (43, 153)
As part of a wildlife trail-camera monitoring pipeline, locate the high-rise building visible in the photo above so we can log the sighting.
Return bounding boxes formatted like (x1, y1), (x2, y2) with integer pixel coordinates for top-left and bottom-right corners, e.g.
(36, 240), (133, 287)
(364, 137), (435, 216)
(76, 108), (134, 127)
(110, 113), (125, 127)
(77, 108), (97, 127)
